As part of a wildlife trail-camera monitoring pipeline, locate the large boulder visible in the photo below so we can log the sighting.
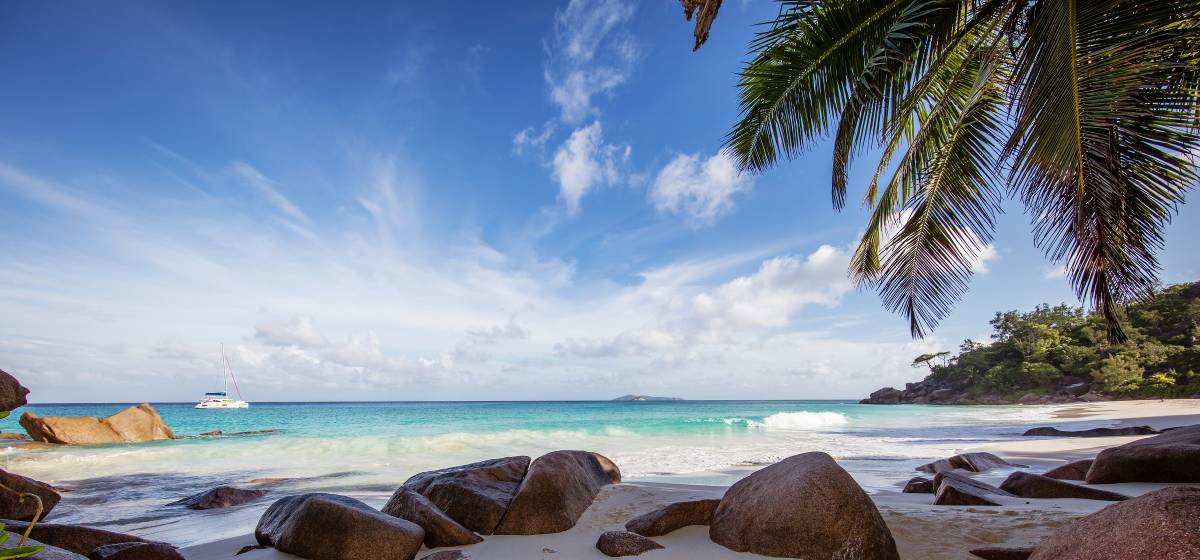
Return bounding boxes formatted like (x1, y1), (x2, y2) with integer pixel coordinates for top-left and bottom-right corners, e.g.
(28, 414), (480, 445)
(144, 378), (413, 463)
(709, 452), (899, 559)
(493, 451), (620, 535)
(20, 404), (175, 445)
(0, 369), (30, 412)
(1042, 459), (1092, 481)
(861, 387), (902, 404)
(1022, 426), (1156, 437)
(1086, 424), (1200, 483)
(624, 498), (719, 537)
(595, 531), (663, 557)
(1, 533), (86, 560)
(381, 489), (481, 548)
(394, 456), (529, 535)
(1028, 486), (1200, 559)
(0, 521), (150, 555)
(998, 472), (1126, 501)
(0, 469), (61, 521)
(933, 472), (1015, 506)
(917, 452), (1026, 474)
(172, 486), (266, 510)
(87, 542), (184, 560)
(255, 493), (424, 560)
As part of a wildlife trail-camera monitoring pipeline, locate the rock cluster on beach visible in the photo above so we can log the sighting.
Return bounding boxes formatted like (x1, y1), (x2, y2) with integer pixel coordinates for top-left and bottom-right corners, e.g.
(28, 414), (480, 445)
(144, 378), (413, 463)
(19, 403), (175, 445)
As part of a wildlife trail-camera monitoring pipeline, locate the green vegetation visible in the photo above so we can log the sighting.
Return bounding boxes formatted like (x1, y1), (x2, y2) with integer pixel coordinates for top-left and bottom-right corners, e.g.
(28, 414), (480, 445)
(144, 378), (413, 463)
(922, 281), (1200, 398)
(0, 526), (42, 559)
(696, 1), (1200, 340)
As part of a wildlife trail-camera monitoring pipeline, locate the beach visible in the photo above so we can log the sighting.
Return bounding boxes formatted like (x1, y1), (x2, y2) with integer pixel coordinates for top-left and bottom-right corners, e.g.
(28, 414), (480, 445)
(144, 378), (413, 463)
(6, 398), (1199, 559)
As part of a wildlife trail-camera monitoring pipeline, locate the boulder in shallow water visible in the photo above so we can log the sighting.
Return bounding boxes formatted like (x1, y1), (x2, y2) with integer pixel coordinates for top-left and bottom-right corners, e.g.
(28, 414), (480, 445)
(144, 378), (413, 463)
(172, 486), (266, 510)
(0, 369), (30, 412)
(709, 452), (899, 559)
(1085, 424), (1200, 483)
(595, 531), (664, 557)
(969, 546), (1034, 560)
(933, 472), (1016, 506)
(1028, 486), (1200, 559)
(396, 455), (529, 535)
(0, 468), (61, 521)
(19, 404), (174, 445)
(381, 489), (482, 548)
(1, 533), (85, 560)
(493, 450), (620, 535)
(902, 476), (935, 494)
(1022, 426), (1156, 437)
(624, 498), (719, 537)
(1042, 459), (1092, 481)
(998, 472), (1126, 501)
(917, 452), (1026, 474)
(255, 493), (424, 560)
(87, 542), (183, 560)
(0, 521), (151, 555)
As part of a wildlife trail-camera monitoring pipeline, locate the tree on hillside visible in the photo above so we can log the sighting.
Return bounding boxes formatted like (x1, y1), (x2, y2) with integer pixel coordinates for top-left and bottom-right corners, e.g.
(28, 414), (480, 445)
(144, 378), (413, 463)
(912, 351), (951, 371)
(686, 0), (1200, 341)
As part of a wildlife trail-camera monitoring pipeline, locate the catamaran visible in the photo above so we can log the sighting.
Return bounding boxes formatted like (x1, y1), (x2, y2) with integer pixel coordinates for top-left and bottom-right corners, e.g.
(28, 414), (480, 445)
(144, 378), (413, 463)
(196, 346), (249, 409)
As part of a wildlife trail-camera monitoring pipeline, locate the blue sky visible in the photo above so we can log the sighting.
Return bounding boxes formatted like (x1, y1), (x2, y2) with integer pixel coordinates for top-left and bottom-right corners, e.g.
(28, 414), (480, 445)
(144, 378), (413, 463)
(2, 0), (1197, 402)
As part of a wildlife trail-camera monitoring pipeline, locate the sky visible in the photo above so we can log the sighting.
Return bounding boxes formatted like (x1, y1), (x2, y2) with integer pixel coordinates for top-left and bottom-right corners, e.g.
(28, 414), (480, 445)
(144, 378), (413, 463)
(2, 0), (1198, 403)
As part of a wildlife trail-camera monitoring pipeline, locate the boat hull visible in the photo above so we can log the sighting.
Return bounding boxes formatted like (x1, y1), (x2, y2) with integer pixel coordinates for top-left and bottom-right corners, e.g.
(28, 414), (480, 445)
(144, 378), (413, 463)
(195, 400), (249, 409)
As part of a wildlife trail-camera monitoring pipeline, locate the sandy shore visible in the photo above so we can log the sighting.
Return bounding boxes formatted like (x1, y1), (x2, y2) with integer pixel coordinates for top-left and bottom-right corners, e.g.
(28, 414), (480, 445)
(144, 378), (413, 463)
(177, 399), (1200, 560)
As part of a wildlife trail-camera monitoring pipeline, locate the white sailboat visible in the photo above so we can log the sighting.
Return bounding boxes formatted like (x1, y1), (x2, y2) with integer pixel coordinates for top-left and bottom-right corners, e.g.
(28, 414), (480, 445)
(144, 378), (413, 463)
(196, 345), (249, 409)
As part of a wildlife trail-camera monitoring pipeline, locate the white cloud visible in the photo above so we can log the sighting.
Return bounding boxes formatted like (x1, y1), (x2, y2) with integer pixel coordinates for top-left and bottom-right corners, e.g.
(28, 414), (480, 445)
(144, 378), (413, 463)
(1043, 264), (1066, 279)
(545, 0), (638, 123)
(229, 162), (310, 225)
(467, 320), (531, 344)
(255, 316), (326, 347)
(650, 151), (753, 224)
(513, 122), (555, 155)
(970, 244), (999, 274)
(552, 122), (628, 214)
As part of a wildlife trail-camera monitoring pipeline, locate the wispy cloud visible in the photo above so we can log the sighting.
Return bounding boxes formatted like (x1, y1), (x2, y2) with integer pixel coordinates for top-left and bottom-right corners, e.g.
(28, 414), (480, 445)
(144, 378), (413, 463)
(229, 162), (311, 225)
(546, 0), (638, 123)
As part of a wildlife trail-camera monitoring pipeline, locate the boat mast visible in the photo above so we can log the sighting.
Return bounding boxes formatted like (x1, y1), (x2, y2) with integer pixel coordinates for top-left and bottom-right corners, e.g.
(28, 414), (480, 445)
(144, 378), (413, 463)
(221, 343), (229, 396)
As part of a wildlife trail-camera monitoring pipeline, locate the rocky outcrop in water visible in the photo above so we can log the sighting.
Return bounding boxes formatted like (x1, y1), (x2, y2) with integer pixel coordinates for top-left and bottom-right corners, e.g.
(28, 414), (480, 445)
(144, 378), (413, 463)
(493, 450), (621, 535)
(19, 404), (175, 445)
(0, 369), (30, 412)
(256, 493), (424, 560)
(709, 452), (899, 559)
(860, 376), (1104, 405)
(171, 486), (266, 510)
(1022, 426), (1157, 437)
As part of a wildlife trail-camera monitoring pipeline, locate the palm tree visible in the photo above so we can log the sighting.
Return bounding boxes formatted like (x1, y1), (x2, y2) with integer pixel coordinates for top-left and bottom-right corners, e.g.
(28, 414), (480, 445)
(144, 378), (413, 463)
(696, 0), (1200, 340)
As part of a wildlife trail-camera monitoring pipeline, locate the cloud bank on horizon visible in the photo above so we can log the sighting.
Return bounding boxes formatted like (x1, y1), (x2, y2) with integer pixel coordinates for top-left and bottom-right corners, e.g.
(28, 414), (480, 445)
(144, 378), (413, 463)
(1, 0), (1194, 402)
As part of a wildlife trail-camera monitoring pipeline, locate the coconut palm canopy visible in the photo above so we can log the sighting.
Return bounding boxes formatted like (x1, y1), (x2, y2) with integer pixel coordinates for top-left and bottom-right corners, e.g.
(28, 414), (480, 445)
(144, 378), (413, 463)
(695, 0), (1200, 340)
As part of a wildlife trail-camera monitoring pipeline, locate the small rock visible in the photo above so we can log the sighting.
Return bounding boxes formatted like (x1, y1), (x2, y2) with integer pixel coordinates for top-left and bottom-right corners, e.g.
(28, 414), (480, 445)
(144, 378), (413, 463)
(381, 489), (482, 548)
(969, 546), (1034, 560)
(933, 472), (1016, 506)
(87, 542), (184, 560)
(0, 468), (61, 521)
(1041, 459), (1092, 481)
(420, 552), (470, 560)
(595, 531), (664, 557)
(1086, 424), (1200, 483)
(624, 499), (720, 537)
(1029, 487), (1200, 559)
(493, 451), (620, 535)
(172, 486), (266, 509)
(917, 452), (1027, 474)
(1022, 426), (1156, 437)
(902, 476), (935, 494)
(255, 493), (425, 560)
(999, 472), (1126, 501)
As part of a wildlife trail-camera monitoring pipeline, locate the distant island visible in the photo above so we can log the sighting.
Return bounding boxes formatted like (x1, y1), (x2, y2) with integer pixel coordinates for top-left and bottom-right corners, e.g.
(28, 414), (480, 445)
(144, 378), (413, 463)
(611, 394), (684, 402)
(863, 280), (1200, 405)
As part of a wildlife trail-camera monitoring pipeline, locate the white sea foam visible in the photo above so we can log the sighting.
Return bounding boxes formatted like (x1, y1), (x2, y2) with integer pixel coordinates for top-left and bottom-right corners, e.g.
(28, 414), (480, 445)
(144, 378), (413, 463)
(748, 411), (849, 430)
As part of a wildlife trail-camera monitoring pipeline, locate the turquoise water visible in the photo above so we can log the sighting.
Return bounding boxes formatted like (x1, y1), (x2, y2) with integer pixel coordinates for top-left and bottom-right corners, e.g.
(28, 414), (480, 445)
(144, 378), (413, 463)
(2, 400), (1080, 546)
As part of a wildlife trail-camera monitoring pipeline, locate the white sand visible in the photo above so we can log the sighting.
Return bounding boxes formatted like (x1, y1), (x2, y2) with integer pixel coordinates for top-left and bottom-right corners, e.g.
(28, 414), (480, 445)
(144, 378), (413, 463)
(179, 399), (1200, 560)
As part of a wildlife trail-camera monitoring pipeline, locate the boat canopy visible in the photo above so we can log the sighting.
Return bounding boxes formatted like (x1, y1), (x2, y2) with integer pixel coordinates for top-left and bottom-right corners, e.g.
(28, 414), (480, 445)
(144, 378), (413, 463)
(205, 391), (227, 396)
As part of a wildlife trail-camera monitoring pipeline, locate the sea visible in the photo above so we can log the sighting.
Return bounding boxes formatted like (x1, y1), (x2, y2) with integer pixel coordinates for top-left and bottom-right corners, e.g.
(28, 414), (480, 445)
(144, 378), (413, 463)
(0, 400), (1101, 546)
